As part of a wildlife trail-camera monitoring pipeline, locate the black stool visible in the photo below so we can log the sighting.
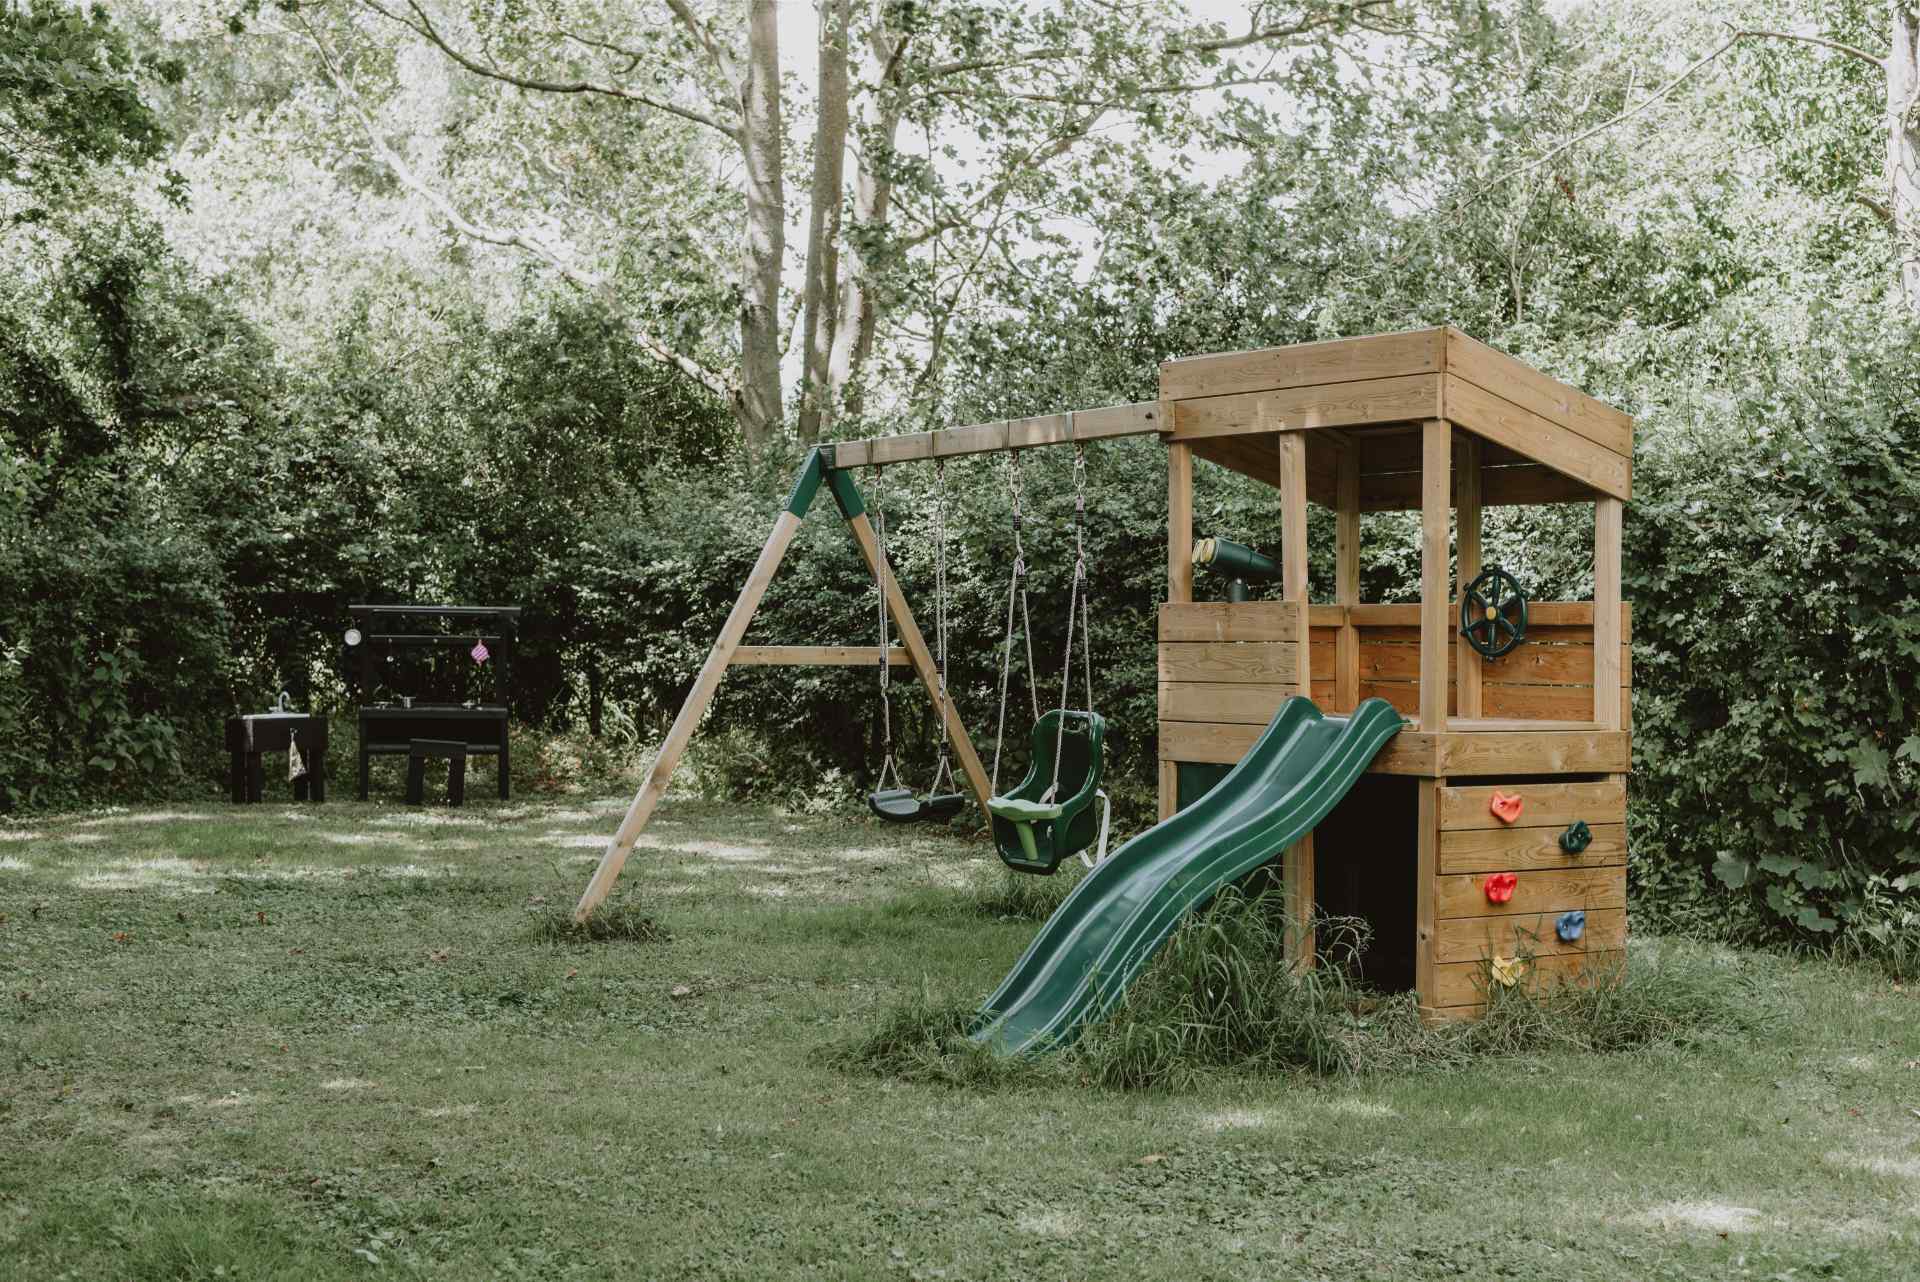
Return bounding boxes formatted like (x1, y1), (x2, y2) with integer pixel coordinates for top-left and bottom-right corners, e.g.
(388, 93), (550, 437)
(406, 739), (468, 806)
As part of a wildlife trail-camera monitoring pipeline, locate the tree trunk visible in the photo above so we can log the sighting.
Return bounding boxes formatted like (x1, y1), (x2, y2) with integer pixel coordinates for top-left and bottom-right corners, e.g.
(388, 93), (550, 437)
(1892, 3), (1920, 315)
(797, 0), (852, 444)
(736, 0), (786, 448)
(829, 7), (906, 417)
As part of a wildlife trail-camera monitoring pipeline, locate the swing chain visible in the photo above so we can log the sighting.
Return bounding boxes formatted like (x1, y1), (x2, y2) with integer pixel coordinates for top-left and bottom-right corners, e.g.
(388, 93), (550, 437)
(871, 464), (900, 793)
(1048, 434), (1096, 799)
(992, 450), (1041, 794)
(929, 458), (956, 796)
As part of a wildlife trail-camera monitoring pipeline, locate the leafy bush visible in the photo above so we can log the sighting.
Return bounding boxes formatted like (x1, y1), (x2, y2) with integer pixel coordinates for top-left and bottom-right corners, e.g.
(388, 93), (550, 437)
(1626, 318), (1920, 940)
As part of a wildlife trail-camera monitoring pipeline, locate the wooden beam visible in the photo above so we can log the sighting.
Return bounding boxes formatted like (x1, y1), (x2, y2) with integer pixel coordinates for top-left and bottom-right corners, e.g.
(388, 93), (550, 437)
(1593, 498), (1624, 730)
(1276, 427), (1311, 697)
(1455, 434), (1483, 719)
(1170, 375), (1443, 441)
(1443, 374), (1630, 500)
(1445, 328), (1634, 457)
(1416, 778), (1439, 1017)
(826, 400), (1162, 468)
(1334, 444), (1361, 713)
(1419, 419), (1452, 731)
(730, 646), (907, 666)
(845, 511), (994, 811)
(1160, 327), (1445, 401)
(576, 510), (803, 920)
(1167, 440), (1193, 605)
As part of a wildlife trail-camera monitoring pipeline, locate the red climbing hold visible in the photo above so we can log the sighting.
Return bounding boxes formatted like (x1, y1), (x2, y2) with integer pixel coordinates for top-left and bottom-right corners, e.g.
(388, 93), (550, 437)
(1484, 872), (1518, 904)
(1489, 790), (1524, 824)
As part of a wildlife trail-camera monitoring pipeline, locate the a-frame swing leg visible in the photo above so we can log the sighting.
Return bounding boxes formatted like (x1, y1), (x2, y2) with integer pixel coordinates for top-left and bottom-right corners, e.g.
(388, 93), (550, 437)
(574, 450), (993, 922)
(845, 509), (993, 812)
(573, 506), (805, 920)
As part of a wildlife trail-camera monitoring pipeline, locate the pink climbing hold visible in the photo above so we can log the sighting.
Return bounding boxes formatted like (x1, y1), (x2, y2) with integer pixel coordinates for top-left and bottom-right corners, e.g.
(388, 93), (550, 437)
(1484, 872), (1518, 904)
(1489, 790), (1524, 824)
(471, 640), (490, 663)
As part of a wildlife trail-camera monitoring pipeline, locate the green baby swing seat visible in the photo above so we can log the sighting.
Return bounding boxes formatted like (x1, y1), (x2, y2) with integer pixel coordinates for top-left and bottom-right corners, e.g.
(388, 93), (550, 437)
(988, 710), (1107, 875)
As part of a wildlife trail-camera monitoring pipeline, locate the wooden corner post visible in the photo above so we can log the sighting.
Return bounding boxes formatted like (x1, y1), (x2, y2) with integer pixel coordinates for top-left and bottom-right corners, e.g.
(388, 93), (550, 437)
(1161, 438), (1194, 820)
(1419, 419), (1453, 732)
(1334, 440), (1360, 713)
(1455, 433), (1483, 719)
(1594, 497), (1624, 729)
(1275, 411), (1314, 966)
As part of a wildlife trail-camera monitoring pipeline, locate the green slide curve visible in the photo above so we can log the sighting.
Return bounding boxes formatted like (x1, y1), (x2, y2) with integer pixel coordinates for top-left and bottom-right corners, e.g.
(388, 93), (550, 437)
(969, 696), (1405, 1056)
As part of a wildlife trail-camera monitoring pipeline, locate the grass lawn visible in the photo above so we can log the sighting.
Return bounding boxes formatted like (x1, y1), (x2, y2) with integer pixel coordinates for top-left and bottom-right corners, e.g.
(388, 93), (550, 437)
(2, 791), (1917, 1280)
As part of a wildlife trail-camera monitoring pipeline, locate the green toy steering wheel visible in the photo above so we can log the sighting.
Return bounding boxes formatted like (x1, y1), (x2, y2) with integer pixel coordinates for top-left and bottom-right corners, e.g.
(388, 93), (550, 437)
(1459, 567), (1528, 659)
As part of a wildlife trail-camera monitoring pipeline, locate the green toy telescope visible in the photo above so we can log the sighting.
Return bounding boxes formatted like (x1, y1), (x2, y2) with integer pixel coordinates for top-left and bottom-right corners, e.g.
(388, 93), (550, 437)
(1192, 537), (1282, 603)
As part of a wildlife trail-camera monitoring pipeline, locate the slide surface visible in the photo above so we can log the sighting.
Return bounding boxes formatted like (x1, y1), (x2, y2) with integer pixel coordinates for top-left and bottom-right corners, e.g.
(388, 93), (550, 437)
(969, 696), (1404, 1055)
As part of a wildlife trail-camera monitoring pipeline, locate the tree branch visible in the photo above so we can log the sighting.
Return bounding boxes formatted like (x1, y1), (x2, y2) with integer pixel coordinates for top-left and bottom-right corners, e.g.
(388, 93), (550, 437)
(1170, 0), (1398, 55)
(299, 18), (732, 401)
(1460, 26), (1891, 208)
(357, 0), (740, 139)
(1736, 27), (1886, 70)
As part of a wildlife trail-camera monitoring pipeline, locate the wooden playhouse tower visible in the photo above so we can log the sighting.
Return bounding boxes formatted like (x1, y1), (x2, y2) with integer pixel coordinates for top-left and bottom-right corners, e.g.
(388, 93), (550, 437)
(1157, 327), (1631, 1019)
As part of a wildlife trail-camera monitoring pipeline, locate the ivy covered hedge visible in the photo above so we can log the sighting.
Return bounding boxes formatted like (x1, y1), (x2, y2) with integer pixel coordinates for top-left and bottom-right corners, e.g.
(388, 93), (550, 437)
(1626, 324), (1920, 943)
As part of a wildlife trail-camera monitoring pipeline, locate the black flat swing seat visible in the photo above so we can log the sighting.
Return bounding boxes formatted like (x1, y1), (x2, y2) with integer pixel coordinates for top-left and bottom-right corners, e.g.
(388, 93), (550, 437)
(868, 787), (968, 823)
(988, 710), (1107, 874)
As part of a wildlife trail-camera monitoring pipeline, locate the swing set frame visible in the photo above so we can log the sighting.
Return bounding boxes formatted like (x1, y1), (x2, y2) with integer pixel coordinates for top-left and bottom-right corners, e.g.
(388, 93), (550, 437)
(572, 400), (1162, 920)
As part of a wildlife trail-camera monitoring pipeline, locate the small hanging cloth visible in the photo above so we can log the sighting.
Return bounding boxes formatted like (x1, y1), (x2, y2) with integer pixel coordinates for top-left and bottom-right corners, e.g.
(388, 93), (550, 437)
(287, 729), (308, 782)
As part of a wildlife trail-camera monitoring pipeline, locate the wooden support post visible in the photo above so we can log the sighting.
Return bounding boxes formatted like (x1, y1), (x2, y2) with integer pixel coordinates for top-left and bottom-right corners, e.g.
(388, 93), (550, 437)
(1455, 434), (1483, 719)
(1162, 435), (1193, 822)
(1415, 778), (1439, 1018)
(1167, 440), (1193, 605)
(575, 509), (804, 920)
(1593, 497), (1624, 729)
(1419, 419), (1453, 732)
(1334, 443), (1360, 714)
(845, 510), (995, 811)
(1276, 423), (1314, 966)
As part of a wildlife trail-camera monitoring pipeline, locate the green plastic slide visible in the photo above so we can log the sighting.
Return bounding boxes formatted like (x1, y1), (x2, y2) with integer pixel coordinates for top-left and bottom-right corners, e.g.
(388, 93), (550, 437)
(969, 696), (1405, 1056)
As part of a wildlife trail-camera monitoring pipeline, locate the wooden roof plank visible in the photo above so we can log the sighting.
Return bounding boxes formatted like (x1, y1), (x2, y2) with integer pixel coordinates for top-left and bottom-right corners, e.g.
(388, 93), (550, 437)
(1160, 328), (1445, 402)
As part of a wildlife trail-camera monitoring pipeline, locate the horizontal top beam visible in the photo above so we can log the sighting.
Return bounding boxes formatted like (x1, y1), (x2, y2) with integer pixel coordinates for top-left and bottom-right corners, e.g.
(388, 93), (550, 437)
(349, 605), (523, 620)
(826, 401), (1162, 469)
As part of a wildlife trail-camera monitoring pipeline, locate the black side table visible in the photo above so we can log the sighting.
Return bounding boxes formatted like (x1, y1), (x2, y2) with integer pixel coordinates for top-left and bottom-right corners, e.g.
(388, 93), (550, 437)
(226, 714), (328, 803)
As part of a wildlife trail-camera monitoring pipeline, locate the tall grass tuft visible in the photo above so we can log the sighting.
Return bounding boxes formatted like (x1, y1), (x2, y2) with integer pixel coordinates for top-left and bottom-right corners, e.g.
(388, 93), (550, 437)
(969, 864), (1085, 921)
(526, 891), (666, 944)
(1076, 889), (1405, 1089)
(821, 983), (1059, 1088)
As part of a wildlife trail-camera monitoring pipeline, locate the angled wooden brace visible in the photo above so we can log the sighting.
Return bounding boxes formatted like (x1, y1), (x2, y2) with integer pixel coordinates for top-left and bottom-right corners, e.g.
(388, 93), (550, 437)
(574, 449), (991, 921)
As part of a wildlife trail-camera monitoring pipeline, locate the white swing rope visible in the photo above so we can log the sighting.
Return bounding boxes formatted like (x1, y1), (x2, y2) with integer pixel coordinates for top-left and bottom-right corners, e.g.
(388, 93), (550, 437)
(990, 451), (1042, 795)
(1048, 426), (1111, 868)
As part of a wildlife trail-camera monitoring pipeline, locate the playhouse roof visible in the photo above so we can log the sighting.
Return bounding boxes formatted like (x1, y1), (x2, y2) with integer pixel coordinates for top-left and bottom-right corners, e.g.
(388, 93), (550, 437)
(1158, 326), (1632, 509)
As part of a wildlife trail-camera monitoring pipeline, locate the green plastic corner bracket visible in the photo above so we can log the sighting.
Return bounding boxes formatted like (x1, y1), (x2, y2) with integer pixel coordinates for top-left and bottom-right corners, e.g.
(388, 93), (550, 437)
(784, 448), (828, 517)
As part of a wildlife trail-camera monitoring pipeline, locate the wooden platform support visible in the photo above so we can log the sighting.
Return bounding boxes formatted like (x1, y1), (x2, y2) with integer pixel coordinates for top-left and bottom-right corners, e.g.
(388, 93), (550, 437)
(1275, 417), (1314, 966)
(1419, 419), (1452, 731)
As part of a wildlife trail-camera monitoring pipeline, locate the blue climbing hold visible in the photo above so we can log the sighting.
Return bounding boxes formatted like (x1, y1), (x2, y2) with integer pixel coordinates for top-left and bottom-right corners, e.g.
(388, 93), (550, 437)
(1556, 909), (1586, 943)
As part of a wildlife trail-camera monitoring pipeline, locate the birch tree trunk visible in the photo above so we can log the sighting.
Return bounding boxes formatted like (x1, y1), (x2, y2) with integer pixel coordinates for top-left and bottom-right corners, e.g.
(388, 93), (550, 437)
(1892, 3), (1920, 314)
(735, 0), (786, 450)
(828, 7), (906, 418)
(797, 0), (852, 444)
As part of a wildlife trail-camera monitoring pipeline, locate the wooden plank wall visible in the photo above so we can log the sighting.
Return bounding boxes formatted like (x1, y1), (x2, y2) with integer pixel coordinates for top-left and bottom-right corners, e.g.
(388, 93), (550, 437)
(1157, 601), (1633, 739)
(1427, 776), (1628, 1016)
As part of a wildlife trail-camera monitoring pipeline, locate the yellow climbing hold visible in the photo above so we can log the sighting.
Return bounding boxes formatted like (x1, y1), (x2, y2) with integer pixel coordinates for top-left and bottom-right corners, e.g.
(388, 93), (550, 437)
(1489, 954), (1526, 988)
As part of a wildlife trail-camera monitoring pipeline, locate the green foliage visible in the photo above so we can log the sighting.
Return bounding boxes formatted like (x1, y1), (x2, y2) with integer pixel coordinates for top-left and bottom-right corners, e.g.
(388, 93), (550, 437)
(1627, 318), (1920, 940)
(0, 1), (184, 217)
